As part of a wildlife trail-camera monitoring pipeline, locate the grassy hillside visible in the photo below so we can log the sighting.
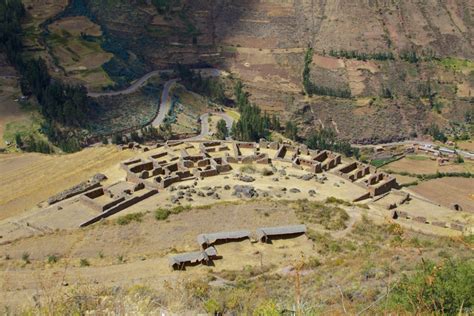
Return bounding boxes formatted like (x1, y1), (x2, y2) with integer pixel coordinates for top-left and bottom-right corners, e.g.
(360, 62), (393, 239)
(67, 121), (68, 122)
(1, 201), (472, 314)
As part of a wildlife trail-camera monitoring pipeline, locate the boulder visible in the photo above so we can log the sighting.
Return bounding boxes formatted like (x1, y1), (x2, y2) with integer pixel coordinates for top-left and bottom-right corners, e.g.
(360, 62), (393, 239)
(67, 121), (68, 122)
(233, 185), (258, 198)
(239, 175), (256, 183)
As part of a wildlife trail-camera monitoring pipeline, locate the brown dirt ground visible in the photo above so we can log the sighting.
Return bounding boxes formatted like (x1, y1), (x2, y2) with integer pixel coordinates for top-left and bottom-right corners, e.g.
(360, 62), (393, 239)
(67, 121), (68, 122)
(0, 147), (135, 220)
(313, 55), (345, 70)
(410, 177), (474, 213)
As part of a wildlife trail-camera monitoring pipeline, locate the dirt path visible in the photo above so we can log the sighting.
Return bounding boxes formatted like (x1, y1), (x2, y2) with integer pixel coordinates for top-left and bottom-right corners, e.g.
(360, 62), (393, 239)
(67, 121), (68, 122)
(151, 79), (178, 128)
(88, 68), (225, 134)
(184, 112), (234, 141)
(87, 68), (221, 98)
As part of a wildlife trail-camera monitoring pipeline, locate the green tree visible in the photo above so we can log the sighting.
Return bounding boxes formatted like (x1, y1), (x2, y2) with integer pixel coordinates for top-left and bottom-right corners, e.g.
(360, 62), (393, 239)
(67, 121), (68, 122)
(15, 133), (23, 148)
(306, 128), (359, 158)
(232, 81), (270, 141)
(271, 114), (281, 132)
(302, 47), (314, 96)
(215, 119), (228, 140)
(302, 47), (351, 98)
(285, 121), (298, 141)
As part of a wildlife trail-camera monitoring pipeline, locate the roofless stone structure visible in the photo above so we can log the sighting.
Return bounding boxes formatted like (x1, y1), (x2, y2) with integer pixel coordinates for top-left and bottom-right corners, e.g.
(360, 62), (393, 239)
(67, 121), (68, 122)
(42, 140), (400, 227)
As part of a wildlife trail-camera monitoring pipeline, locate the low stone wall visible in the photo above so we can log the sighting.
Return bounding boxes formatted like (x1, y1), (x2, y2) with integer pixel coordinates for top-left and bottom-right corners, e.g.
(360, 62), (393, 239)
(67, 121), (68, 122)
(80, 190), (158, 227)
(392, 210), (467, 233)
(48, 174), (106, 205)
(370, 177), (398, 197)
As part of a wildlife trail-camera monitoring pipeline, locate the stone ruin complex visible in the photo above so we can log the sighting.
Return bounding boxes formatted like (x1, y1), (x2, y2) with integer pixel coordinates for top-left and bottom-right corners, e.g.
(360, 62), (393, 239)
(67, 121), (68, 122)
(47, 140), (401, 228)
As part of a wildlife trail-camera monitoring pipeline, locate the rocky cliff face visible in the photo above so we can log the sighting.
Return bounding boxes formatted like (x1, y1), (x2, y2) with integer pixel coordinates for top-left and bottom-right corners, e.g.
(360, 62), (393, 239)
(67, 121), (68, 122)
(67, 0), (474, 142)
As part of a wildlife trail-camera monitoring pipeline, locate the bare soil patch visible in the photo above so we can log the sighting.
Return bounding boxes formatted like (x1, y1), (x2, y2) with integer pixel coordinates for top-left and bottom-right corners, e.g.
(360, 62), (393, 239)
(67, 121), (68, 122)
(312, 55), (344, 70)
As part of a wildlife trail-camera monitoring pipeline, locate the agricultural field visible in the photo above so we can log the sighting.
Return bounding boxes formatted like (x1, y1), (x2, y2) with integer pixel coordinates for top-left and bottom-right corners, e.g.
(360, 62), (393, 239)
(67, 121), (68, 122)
(46, 16), (114, 90)
(381, 154), (474, 175)
(457, 140), (474, 152)
(410, 177), (474, 213)
(20, 0), (69, 62)
(0, 147), (135, 220)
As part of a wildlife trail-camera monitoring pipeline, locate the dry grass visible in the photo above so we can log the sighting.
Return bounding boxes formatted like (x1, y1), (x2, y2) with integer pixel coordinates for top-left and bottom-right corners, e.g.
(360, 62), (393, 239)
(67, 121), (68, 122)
(1, 198), (472, 314)
(0, 147), (135, 219)
(295, 200), (350, 230)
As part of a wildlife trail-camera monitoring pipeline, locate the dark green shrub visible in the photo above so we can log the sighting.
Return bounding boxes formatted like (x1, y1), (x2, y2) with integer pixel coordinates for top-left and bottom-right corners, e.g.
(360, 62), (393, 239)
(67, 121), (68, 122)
(116, 212), (144, 225)
(155, 208), (171, 220)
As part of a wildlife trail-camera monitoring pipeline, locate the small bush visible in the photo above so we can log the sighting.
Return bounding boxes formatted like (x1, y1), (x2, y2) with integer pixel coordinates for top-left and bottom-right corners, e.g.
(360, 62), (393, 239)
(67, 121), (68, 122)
(116, 212), (144, 225)
(171, 204), (191, 214)
(155, 208), (171, 221)
(253, 300), (280, 316)
(454, 155), (464, 164)
(240, 165), (256, 174)
(303, 256), (321, 269)
(325, 196), (352, 206)
(80, 258), (90, 267)
(47, 255), (58, 264)
(117, 255), (125, 263)
(261, 168), (273, 176)
(22, 252), (30, 264)
(204, 299), (222, 315)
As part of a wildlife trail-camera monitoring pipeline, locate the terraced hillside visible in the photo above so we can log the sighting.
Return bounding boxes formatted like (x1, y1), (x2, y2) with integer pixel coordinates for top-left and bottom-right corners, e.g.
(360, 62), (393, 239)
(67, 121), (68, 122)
(28, 0), (472, 143)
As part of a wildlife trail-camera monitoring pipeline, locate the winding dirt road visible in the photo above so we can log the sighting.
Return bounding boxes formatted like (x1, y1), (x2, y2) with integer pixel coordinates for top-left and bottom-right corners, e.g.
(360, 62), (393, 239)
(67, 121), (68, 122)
(88, 68), (233, 140)
(185, 112), (234, 141)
